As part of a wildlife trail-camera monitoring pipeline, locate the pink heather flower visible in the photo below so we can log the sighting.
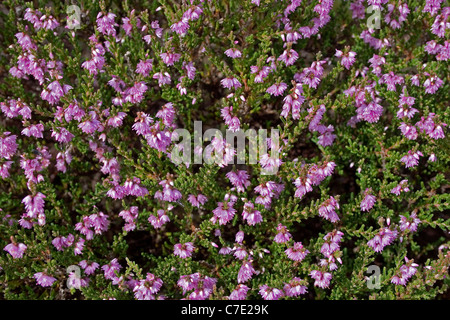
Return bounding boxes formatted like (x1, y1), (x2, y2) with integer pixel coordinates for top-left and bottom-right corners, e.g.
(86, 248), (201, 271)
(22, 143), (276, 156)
(89, 211), (110, 235)
(259, 285), (284, 300)
(310, 270), (332, 289)
(238, 260), (257, 283)
(187, 194), (207, 208)
(284, 277), (308, 297)
(124, 81), (148, 104)
(226, 169), (250, 193)
(51, 127), (74, 143)
(182, 61), (196, 80)
(385, 3), (410, 29)
(160, 51), (181, 66)
(335, 49), (357, 69)
(235, 231), (245, 244)
(34, 272), (57, 287)
(4, 242), (27, 259)
(22, 192), (46, 219)
(225, 48), (242, 58)
(266, 82), (288, 96)
(211, 200), (236, 225)
(293, 177), (313, 199)
(318, 196), (340, 223)
(41, 80), (70, 105)
(0, 161), (13, 179)
(220, 77), (241, 90)
(183, 5), (203, 21)
(380, 72), (404, 91)
(251, 65), (271, 83)
(133, 273), (163, 300)
(148, 209), (170, 229)
(274, 223), (292, 243)
(285, 242), (309, 262)
(233, 247), (248, 260)
(391, 258), (418, 286)
(229, 284), (250, 300)
(391, 179), (410, 195)
(15, 32), (37, 51)
(79, 260), (99, 275)
(0, 132), (18, 159)
(96, 12), (118, 36)
(221, 106), (241, 132)
(153, 72), (171, 86)
(155, 178), (182, 202)
(436, 41), (450, 61)
(368, 54), (386, 76)
(423, 75), (443, 94)
(171, 19), (190, 36)
(429, 153), (437, 162)
(21, 123), (44, 138)
(135, 59), (153, 76)
(367, 227), (398, 252)
(401, 150), (423, 168)
(242, 201), (263, 225)
(398, 122), (418, 140)
(52, 234), (74, 251)
(278, 49), (298, 66)
(360, 188), (377, 212)
(399, 212), (421, 233)
(177, 273), (200, 294)
(281, 83), (305, 119)
(356, 100), (384, 123)
(174, 242), (195, 259)
(424, 0), (444, 15)
(317, 125), (336, 147)
(102, 258), (122, 280)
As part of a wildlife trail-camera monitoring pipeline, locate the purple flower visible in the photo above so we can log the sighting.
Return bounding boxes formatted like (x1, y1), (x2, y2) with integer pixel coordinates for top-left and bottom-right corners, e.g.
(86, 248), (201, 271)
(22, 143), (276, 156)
(226, 169), (250, 193)
(34, 272), (57, 287)
(225, 48), (242, 58)
(174, 242), (195, 259)
(266, 82), (288, 96)
(360, 188), (377, 212)
(211, 200), (236, 225)
(318, 196), (340, 223)
(102, 258), (122, 280)
(133, 273), (163, 300)
(242, 202), (263, 225)
(310, 270), (332, 289)
(284, 277), (308, 297)
(391, 257), (418, 286)
(278, 49), (298, 66)
(367, 227), (398, 252)
(424, 75), (443, 94)
(79, 260), (99, 275)
(238, 260), (257, 283)
(160, 51), (181, 66)
(259, 285), (284, 300)
(274, 223), (292, 243)
(391, 179), (410, 195)
(399, 212), (421, 233)
(221, 77), (241, 90)
(135, 59), (153, 76)
(229, 284), (250, 300)
(4, 242), (27, 258)
(285, 242), (309, 262)
(400, 150), (423, 168)
(335, 49), (357, 69)
(96, 12), (118, 36)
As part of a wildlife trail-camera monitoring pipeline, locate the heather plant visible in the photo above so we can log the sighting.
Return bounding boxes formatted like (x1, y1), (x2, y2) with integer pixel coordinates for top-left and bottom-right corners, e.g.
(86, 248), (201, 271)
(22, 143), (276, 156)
(0, 0), (449, 300)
